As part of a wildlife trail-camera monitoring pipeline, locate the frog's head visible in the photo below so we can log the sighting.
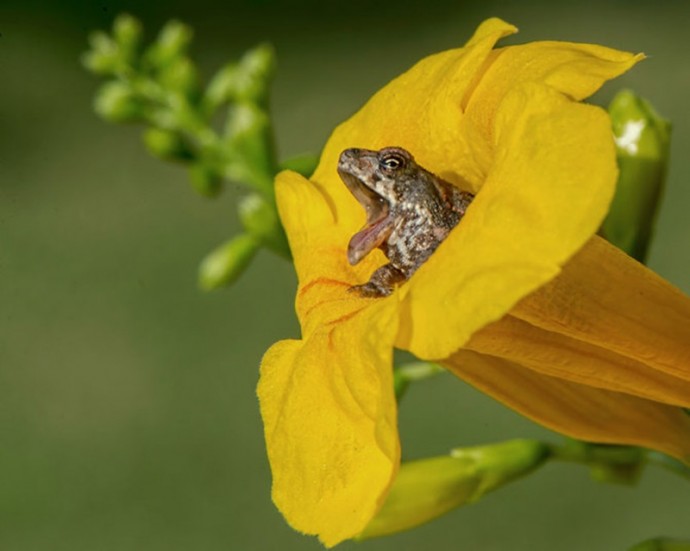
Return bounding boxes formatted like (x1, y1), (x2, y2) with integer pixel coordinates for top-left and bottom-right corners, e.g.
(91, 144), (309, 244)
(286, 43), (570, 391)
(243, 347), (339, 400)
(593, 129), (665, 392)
(337, 146), (419, 265)
(337, 146), (417, 202)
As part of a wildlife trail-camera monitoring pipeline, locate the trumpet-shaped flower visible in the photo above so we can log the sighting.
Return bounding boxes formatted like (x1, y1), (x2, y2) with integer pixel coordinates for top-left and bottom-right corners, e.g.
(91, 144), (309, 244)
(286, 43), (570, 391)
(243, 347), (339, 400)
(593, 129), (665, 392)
(258, 18), (690, 547)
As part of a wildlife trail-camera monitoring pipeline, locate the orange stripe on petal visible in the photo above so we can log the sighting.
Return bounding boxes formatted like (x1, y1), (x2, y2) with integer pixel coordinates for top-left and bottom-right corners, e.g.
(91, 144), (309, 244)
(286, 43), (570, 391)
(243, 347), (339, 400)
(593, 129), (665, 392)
(443, 350), (690, 462)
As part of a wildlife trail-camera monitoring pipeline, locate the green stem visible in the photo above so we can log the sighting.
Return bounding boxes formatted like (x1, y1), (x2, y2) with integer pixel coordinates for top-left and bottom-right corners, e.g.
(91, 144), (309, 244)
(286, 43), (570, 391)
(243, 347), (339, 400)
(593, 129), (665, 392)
(646, 451), (690, 481)
(394, 362), (444, 400)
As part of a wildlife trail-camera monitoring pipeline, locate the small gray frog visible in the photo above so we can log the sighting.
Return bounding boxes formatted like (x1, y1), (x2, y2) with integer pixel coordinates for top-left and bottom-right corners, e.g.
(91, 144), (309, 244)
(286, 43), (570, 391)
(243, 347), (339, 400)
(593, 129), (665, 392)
(338, 146), (475, 297)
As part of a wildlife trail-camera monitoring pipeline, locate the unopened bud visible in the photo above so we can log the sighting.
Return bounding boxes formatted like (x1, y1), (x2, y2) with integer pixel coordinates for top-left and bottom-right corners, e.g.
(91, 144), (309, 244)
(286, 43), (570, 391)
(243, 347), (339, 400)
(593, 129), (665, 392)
(157, 57), (199, 98)
(198, 234), (259, 290)
(359, 439), (549, 539)
(82, 50), (118, 75)
(224, 103), (275, 193)
(603, 90), (671, 262)
(145, 20), (193, 69)
(83, 31), (119, 75)
(143, 128), (193, 161)
(238, 193), (289, 257)
(94, 81), (143, 123)
(233, 43), (275, 104)
(189, 162), (223, 197)
(203, 63), (239, 113)
(113, 13), (142, 60)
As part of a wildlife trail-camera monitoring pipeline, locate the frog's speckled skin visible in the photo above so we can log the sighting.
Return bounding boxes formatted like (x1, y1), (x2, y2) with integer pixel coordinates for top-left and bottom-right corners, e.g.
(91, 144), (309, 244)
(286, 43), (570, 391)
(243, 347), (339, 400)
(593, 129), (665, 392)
(337, 146), (475, 297)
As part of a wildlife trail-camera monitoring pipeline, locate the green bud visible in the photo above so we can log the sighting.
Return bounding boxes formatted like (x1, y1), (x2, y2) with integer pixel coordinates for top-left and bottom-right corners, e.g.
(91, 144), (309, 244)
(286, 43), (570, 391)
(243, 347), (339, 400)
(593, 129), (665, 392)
(393, 362), (444, 400)
(203, 63), (239, 113)
(359, 439), (549, 539)
(224, 103), (276, 194)
(83, 31), (119, 75)
(94, 81), (143, 123)
(145, 20), (193, 69)
(629, 538), (690, 551)
(238, 193), (290, 257)
(234, 43), (275, 104)
(112, 13), (142, 61)
(143, 128), (193, 162)
(88, 30), (117, 55)
(198, 234), (259, 290)
(188, 162), (223, 197)
(82, 50), (118, 75)
(603, 90), (671, 263)
(582, 442), (645, 485)
(157, 57), (199, 98)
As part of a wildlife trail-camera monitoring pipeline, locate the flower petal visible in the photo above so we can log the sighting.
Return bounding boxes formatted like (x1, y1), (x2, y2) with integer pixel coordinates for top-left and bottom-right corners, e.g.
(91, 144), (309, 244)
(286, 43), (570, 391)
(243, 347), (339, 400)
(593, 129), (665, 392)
(512, 236), (690, 383)
(443, 350), (690, 461)
(309, 17), (518, 230)
(398, 83), (617, 359)
(275, 169), (395, 334)
(464, 40), (643, 142)
(466, 313), (690, 408)
(275, 169), (341, 283)
(257, 298), (400, 547)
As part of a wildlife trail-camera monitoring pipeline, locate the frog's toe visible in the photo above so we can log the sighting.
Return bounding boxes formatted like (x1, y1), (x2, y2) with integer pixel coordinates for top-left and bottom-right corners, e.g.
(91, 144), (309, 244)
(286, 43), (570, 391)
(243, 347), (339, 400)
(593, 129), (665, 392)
(347, 282), (391, 298)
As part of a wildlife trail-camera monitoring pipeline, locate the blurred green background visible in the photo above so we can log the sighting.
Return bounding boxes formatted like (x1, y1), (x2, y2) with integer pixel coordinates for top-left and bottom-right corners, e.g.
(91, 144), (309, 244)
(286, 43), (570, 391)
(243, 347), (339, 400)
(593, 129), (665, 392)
(2, 1), (690, 550)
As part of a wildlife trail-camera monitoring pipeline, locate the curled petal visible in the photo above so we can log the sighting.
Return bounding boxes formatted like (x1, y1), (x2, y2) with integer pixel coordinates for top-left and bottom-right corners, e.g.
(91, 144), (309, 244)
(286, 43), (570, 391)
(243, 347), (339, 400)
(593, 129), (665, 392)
(398, 84), (617, 359)
(464, 40), (644, 142)
(310, 17), (518, 228)
(513, 237), (690, 383)
(466, 312), (690, 408)
(275, 170), (392, 333)
(257, 299), (400, 547)
(443, 350), (690, 462)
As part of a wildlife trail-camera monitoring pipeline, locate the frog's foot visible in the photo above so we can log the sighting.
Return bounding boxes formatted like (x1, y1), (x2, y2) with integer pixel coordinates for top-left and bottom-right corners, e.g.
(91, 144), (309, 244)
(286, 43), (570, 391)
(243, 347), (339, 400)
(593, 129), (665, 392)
(348, 264), (407, 298)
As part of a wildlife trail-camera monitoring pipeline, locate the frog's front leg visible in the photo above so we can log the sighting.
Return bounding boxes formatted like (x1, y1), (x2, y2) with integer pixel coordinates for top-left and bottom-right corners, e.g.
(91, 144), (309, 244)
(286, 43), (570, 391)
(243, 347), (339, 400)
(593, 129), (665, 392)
(349, 263), (407, 298)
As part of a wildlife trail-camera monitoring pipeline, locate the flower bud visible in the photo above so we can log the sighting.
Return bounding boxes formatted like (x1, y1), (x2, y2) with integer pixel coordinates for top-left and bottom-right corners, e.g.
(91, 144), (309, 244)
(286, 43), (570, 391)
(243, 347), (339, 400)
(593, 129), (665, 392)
(238, 193), (290, 257)
(234, 43), (275, 104)
(203, 63), (239, 113)
(113, 13), (142, 60)
(157, 57), (199, 99)
(393, 361), (443, 399)
(87, 30), (117, 55)
(142, 128), (193, 162)
(603, 90), (671, 262)
(224, 103), (275, 194)
(94, 81), (143, 123)
(198, 234), (259, 290)
(359, 439), (549, 539)
(188, 162), (223, 197)
(82, 50), (118, 75)
(83, 31), (119, 75)
(145, 20), (193, 69)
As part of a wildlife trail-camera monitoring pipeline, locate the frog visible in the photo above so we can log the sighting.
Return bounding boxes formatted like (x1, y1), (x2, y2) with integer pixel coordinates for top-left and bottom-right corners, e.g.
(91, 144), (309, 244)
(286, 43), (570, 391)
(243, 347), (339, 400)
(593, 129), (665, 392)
(337, 146), (475, 297)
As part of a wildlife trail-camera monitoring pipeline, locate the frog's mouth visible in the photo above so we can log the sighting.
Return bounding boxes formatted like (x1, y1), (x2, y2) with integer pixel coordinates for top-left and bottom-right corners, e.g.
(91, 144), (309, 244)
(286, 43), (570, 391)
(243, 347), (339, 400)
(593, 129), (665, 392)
(338, 170), (394, 266)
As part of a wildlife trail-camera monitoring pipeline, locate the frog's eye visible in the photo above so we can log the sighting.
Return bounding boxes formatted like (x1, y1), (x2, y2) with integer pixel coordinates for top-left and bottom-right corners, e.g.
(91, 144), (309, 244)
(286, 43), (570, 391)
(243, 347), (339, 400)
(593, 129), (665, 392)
(380, 154), (405, 171)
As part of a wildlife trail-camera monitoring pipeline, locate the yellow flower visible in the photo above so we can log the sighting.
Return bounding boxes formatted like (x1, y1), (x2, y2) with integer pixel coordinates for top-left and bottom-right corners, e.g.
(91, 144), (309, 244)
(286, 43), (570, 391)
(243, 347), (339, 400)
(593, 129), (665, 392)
(258, 18), (690, 547)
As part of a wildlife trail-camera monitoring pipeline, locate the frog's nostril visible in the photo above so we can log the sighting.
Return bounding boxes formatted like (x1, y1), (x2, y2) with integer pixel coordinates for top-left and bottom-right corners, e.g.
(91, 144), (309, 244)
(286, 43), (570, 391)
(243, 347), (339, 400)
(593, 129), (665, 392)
(339, 148), (359, 165)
